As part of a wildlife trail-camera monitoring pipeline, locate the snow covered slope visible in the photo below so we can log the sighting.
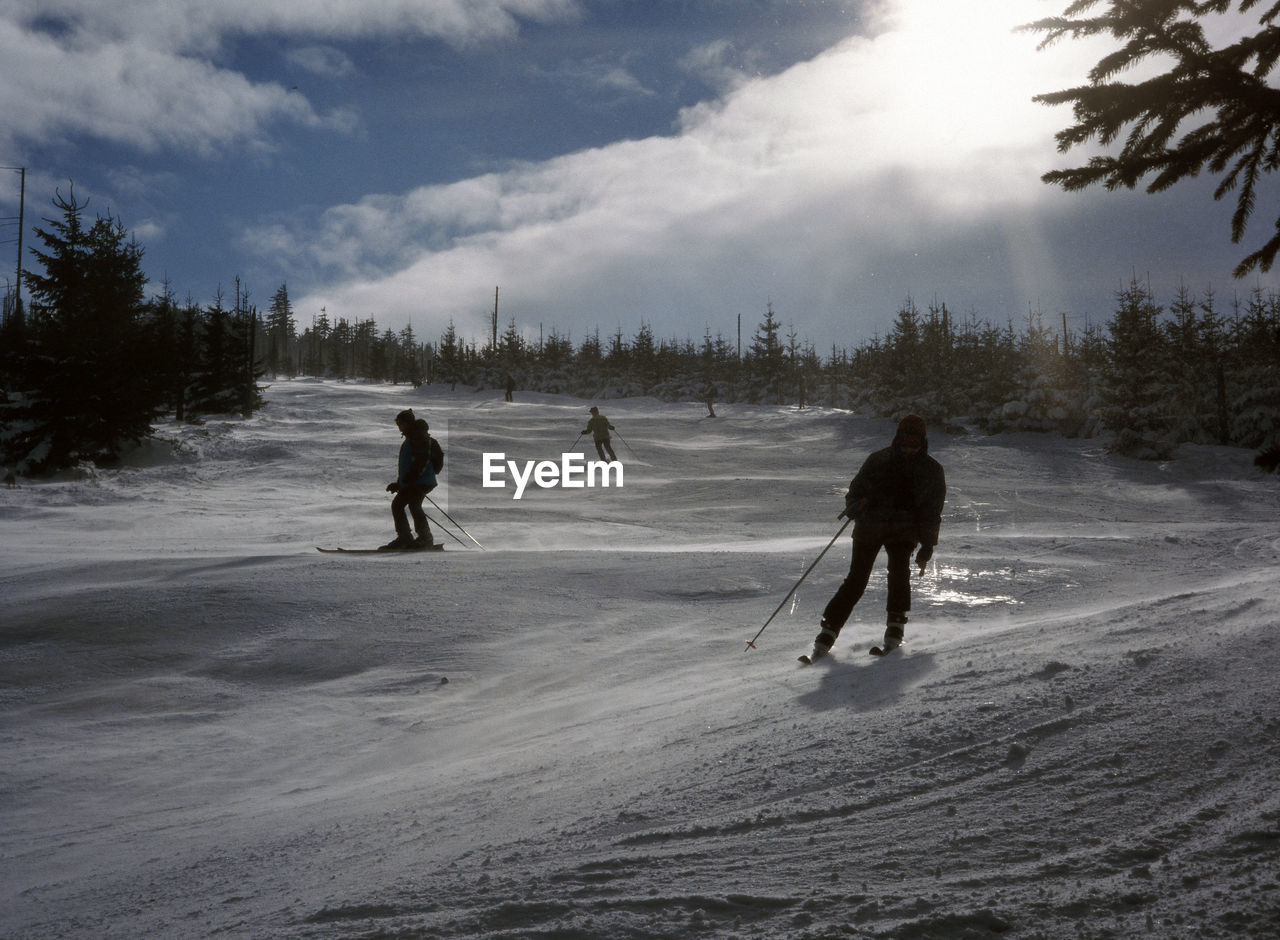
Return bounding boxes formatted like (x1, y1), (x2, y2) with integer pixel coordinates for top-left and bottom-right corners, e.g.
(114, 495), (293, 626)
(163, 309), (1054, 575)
(2, 380), (1279, 937)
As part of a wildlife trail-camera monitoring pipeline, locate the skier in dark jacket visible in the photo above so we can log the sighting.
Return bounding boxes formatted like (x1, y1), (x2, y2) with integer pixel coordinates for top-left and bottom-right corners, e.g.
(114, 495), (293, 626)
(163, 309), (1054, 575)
(382, 409), (437, 550)
(583, 407), (618, 461)
(808, 414), (946, 659)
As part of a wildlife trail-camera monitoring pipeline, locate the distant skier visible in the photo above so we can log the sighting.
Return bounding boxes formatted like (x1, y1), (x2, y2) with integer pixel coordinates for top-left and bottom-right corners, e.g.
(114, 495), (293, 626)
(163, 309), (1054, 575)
(807, 414), (946, 659)
(382, 409), (438, 550)
(504, 374), (515, 403)
(583, 406), (618, 461)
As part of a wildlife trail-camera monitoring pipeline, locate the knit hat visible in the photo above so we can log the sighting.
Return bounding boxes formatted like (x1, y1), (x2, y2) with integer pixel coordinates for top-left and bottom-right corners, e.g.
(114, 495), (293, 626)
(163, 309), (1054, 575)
(897, 414), (926, 439)
(396, 409), (415, 424)
(589, 406), (599, 414)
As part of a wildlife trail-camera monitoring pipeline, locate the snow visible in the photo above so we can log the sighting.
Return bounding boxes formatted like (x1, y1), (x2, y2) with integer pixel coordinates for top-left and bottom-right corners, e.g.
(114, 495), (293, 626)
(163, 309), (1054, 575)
(3, 379), (1280, 938)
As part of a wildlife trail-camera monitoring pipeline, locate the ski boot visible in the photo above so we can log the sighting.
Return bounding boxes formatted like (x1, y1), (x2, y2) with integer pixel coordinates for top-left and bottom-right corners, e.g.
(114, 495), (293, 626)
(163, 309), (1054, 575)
(413, 532), (435, 550)
(880, 613), (907, 653)
(379, 534), (415, 550)
(801, 626), (838, 664)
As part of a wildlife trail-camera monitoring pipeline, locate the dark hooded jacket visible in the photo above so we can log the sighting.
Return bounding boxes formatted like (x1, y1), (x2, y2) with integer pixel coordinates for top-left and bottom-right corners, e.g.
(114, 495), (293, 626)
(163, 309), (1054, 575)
(846, 428), (946, 547)
(398, 419), (438, 491)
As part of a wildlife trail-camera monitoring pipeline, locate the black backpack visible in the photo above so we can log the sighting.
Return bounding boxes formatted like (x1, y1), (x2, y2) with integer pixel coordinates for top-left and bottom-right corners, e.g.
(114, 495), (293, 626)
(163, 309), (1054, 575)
(429, 436), (444, 474)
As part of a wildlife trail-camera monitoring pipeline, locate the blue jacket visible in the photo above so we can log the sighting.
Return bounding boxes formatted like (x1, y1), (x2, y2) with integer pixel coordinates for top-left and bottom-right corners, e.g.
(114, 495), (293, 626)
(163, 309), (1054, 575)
(398, 424), (438, 490)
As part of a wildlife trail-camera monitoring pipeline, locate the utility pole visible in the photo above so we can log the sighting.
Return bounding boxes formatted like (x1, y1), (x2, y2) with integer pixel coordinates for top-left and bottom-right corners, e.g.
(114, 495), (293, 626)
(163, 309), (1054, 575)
(492, 286), (499, 351)
(14, 166), (22, 320)
(2, 166), (23, 323)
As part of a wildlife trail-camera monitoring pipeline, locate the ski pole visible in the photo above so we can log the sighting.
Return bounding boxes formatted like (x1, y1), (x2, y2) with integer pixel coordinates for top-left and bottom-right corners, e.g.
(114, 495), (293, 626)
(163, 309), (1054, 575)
(568, 433), (584, 451)
(427, 495), (486, 550)
(612, 431), (638, 458)
(424, 510), (468, 548)
(744, 515), (851, 651)
(426, 507), (473, 549)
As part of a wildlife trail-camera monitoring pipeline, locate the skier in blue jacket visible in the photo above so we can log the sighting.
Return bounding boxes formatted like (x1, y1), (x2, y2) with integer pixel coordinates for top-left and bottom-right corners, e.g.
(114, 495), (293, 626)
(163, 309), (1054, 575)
(382, 409), (437, 550)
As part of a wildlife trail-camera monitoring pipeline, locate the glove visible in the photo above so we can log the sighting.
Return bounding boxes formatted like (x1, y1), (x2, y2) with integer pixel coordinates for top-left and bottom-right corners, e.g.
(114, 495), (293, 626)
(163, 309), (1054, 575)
(844, 495), (869, 519)
(386, 481), (400, 493)
(915, 544), (934, 571)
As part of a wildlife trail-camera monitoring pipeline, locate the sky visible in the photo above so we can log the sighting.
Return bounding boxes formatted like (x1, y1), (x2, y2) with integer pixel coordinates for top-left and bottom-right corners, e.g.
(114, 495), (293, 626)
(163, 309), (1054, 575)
(1, 0), (1276, 353)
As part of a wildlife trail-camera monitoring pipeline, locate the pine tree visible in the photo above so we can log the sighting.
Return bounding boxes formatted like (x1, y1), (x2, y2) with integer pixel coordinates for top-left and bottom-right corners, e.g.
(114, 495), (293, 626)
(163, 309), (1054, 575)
(303, 310), (330, 376)
(234, 290), (264, 415)
(630, 321), (657, 386)
(1162, 284), (1223, 443)
(4, 186), (163, 471)
(436, 320), (461, 387)
(497, 316), (526, 389)
(328, 317), (352, 378)
(396, 324), (424, 386)
(149, 279), (186, 417)
(1026, 0), (1280, 275)
(1101, 276), (1176, 457)
(1227, 286), (1280, 449)
(265, 283), (295, 377)
(186, 294), (233, 415)
(747, 303), (786, 402)
(174, 298), (200, 422)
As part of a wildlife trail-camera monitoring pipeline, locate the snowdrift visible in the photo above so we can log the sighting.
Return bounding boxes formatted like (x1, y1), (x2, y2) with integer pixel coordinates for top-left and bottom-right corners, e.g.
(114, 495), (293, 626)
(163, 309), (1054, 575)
(2, 380), (1279, 937)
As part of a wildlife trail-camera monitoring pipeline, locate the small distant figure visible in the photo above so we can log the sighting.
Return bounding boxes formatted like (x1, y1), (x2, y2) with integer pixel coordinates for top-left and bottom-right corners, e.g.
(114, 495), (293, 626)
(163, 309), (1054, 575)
(583, 406), (618, 461)
(4, 470), (15, 489)
(701, 384), (716, 418)
(504, 374), (515, 403)
(382, 409), (438, 550)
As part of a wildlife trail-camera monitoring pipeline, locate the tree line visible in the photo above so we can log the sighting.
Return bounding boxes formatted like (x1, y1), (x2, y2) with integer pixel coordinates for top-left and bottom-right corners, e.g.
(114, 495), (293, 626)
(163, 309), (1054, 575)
(435, 284), (1279, 465)
(0, 188), (430, 475)
(2, 189), (1279, 477)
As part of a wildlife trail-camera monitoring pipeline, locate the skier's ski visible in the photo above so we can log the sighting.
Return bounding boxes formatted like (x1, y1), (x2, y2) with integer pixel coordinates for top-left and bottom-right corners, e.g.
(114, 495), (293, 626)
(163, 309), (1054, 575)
(317, 545), (444, 554)
(798, 650), (828, 665)
(869, 643), (900, 657)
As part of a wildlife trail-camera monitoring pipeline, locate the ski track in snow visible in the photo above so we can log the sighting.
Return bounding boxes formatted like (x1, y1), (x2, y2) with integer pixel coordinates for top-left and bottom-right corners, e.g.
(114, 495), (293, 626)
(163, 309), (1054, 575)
(2, 379), (1280, 938)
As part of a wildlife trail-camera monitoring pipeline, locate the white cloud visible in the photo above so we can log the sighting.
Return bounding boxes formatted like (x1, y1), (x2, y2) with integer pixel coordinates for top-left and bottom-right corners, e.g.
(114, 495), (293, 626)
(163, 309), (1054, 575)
(6, 0), (583, 51)
(0, 0), (583, 154)
(588, 64), (654, 98)
(132, 219), (166, 244)
(283, 1), (1116, 341)
(677, 39), (752, 94)
(529, 55), (656, 104)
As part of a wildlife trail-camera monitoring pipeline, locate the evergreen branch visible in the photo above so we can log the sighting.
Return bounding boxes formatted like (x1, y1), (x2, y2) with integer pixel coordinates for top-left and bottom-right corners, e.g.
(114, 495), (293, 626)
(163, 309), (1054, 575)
(1232, 224), (1280, 275)
(1244, 0), (1280, 22)
(1228, 146), (1262, 241)
(1028, 0), (1280, 277)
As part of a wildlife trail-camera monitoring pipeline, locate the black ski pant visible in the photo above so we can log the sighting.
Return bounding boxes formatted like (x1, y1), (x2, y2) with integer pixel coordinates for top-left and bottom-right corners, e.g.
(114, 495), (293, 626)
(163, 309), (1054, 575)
(820, 537), (915, 637)
(593, 438), (617, 461)
(392, 484), (432, 540)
